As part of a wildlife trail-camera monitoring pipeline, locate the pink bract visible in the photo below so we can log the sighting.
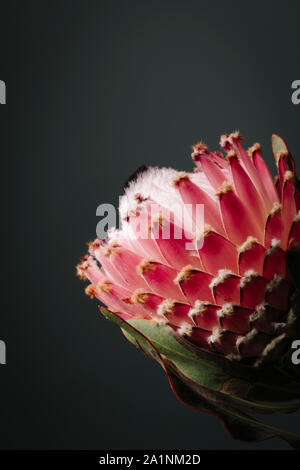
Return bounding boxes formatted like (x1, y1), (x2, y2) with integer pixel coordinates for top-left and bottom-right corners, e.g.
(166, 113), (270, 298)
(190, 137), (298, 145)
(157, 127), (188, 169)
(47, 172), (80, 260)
(77, 131), (300, 367)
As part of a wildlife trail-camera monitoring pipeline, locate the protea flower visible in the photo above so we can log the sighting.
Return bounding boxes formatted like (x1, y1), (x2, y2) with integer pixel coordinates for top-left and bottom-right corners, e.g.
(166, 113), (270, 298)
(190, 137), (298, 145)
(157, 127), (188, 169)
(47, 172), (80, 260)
(77, 132), (300, 448)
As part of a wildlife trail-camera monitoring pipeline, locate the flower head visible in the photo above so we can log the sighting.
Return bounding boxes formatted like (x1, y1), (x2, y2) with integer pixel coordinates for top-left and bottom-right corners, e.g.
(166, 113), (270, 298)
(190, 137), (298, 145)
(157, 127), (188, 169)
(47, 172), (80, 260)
(77, 132), (300, 448)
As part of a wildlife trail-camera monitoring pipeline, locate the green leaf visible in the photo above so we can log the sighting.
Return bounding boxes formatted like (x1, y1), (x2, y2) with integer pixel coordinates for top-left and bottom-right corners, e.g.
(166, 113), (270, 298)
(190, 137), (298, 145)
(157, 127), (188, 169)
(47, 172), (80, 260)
(167, 365), (300, 449)
(172, 330), (300, 401)
(128, 319), (230, 391)
(271, 134), (289, 164)
(129, 322), (300, 411)
(100, 308), (300, 448)
(101, 309), (300, 410)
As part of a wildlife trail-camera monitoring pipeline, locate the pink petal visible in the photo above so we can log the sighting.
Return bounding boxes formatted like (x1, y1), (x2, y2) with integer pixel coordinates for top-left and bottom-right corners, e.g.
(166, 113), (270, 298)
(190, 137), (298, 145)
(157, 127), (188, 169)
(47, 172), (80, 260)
(265, 276), (293, 312)
(175, 174), (225, 236)
(185, 328), (212, 350)
(249, 143), (279, 210)
(193, 151), (228, 190)
(138, 260), (186, 302)
(211, 271), (241, 304)
(209, 329), (239, 356)
(237, 331), (270, 358)
(175, 266), (214, 304)
(238, 238), (266, 276)
(151, 217), (202, 270)
(229, 153), (267, 227)
(197, 229), (238, 276)
(218, 183), (263, 245)
(240, 274), (268, 309)
(263, 246), (286, 279)
(264, 204), (283, 248)
(190, 303), (220, 331)
(161, 302), (192, 327)
(90, 242), (128, 287)
(218, 304), (252, 334)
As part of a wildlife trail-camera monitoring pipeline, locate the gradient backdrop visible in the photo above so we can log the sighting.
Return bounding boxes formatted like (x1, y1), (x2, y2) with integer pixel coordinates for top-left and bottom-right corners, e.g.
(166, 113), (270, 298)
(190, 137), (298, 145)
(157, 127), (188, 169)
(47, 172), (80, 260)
(1, 0), (300, 450)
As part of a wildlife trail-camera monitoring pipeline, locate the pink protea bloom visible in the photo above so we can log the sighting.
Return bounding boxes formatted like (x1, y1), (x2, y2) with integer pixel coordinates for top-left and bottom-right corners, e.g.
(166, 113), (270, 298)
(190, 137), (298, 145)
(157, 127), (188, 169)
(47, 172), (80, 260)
(77, 132), (300, 447)
(78, 132), (299, 366)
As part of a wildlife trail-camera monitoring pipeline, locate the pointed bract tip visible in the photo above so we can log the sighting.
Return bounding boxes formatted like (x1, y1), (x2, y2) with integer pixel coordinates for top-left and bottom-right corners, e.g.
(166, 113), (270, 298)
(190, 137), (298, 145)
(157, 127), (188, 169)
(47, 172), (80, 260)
(177, 321), (193, 337)
(266, 274), (283, 292)
(236, 328), (258, 349)
(220, 134), (229, 149)
(193, 224), (212, 243)
(191, 141), (208, 161)
(174, 265), (194, 283)
(248, 143), (261, 159)
(97, 279), (112, 293)
(209, 269), (234, 289)
(203, 224), (213, 236)
(173, 171), (190, 187)
(240, 270), (259, 288)
(220, 131), (243, 149)
(269, 201), (282, 216)
(192, 140), (207, 152)
(270, 238), (281, 248)
(217, 303), (234, 318)
(216, 180), (233, 198)
(157, 299), (175, 316)
(238, 236), (258, 254)
(188, 300), (210, 319)
(85, 284), (98, 298)
(254, 333), (287, 368)
(131, 289), (149, 304)
(134, 192), (146, 202)
(208, 327), (223, 345)
(226, 150), (238, 162)
(257, 303), (267, 316)
(76, 255), (89, 280)
(230, 130), (243, 142)
(88, 238), (101, 254)
(266, 238), (282, 253)
(137, 258), (156, 275)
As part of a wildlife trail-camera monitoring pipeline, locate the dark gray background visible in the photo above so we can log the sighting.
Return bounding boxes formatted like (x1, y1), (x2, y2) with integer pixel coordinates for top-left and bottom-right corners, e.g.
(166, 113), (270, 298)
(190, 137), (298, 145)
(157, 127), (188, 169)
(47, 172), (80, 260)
(1, 0), (300, 450)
